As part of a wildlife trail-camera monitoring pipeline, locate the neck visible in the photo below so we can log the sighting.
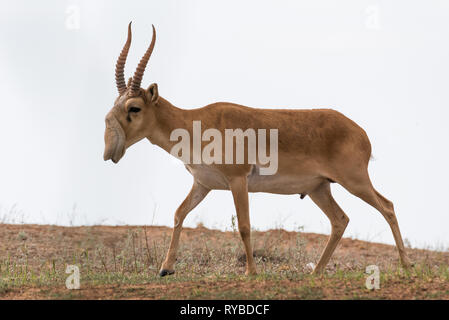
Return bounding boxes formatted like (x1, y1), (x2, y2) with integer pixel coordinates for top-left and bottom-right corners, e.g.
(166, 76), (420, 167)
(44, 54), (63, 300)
(147, 97), (190, 153)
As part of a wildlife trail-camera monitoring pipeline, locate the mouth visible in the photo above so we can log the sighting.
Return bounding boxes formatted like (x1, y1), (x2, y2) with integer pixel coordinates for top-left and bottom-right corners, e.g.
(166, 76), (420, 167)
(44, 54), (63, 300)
(110, 146), (125, 163)
(104, 142), (125, 164)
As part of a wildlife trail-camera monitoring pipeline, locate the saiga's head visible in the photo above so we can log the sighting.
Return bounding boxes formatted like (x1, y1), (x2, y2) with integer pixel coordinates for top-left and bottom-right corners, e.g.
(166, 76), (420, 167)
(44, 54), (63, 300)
(104, 22), (160, 163)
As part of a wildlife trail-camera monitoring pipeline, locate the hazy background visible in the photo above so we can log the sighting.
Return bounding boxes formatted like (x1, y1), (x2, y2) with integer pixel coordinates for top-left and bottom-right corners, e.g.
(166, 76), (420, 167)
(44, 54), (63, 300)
(1, 0), (448, 249)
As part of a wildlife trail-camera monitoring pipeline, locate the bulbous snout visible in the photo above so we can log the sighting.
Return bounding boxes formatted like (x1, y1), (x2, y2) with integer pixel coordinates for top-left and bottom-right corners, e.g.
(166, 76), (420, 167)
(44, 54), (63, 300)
(103, 115), (126, 163)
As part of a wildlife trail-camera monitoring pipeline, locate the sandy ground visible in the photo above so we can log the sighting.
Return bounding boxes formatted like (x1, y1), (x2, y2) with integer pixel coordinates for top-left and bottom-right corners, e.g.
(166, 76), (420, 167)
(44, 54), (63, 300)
(0, 224), (448, 299)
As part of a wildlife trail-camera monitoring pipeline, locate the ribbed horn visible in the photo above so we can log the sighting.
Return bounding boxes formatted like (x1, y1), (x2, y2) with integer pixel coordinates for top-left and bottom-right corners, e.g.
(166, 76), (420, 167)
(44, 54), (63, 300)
(115, 22), (132, 95)
(130, 25), (156, 96)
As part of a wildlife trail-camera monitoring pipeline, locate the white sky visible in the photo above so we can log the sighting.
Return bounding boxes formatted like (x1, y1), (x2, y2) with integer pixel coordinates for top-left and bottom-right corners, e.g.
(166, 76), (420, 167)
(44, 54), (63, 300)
(1, 0), (448, 249)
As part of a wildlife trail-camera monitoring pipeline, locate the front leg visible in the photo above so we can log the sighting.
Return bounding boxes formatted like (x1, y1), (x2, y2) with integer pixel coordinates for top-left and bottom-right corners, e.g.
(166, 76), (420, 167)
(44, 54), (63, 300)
(228, 176), (257, 276)
(159, 181), (210, 277)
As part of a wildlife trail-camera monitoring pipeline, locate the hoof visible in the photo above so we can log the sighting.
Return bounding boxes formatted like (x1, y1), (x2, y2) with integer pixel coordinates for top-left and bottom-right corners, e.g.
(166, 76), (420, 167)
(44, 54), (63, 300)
(245, 269), (257, 276)
(159, 269), (175, 277)
(401, 260), (415, 269)
(311, 267), (324, 275)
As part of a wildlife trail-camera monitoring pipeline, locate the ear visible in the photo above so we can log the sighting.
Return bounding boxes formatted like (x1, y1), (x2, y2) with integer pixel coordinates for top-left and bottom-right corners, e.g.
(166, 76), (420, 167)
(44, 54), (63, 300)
(146, 83), (159, 104)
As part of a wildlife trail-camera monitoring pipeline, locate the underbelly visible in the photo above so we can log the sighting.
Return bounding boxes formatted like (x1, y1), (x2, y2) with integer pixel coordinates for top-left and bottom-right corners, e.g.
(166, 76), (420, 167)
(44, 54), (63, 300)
(247, 173), (323, 194)
(185, 164), (325, 195)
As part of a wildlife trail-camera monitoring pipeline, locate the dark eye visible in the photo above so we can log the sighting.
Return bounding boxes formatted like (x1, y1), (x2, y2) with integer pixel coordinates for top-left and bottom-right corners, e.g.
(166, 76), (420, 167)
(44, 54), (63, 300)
(129, 107), (141, 113)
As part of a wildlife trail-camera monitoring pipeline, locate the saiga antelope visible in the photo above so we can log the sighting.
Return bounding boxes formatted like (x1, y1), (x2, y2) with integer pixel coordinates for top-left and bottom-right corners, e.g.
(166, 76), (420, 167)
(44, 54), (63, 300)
(103, 23), (411, 276)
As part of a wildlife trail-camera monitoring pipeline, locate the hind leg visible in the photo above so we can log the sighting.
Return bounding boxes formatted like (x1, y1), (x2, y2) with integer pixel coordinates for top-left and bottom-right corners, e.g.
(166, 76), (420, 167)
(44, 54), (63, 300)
(308, 182), (349, 274)
(338, 171), (411, 268)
